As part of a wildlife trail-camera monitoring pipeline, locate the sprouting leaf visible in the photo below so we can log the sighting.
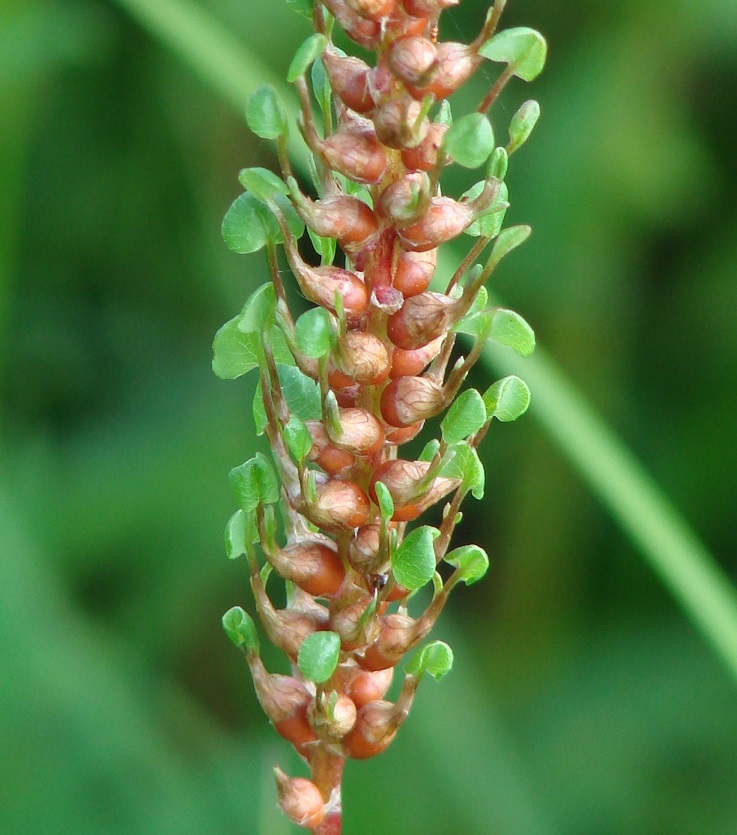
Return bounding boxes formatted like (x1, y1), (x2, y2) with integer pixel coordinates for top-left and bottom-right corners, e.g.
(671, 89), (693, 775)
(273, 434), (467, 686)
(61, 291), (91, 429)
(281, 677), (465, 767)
(253, 364), (321, 434)
(489, 308), (535, 357)
(294, 307), (332, 358)
(438, 444), (485, 500)
(222, 606), (260, 652)
(479, 27), (548, 82)
(221, 192), (279, 254)
(487, 147), (508, 181)
(444, 544), (490, 585)
(247, 85), (289, 140)
(307, 227), (337, 266)
(441, 389), (487, 444)
(391, 526), (439, 591)
(507, 99), (540, 155)
(229, 452), (280, 511)
(374, 481), (395, 521)
(483, 375), (531, 422)
(485, 225), (531, 269)
(406, 640), (454, 681)
(436, 99), (453, 126)
(297, 631), (341, 684)
(443, 113), (495, 169)
(284, 414), (314, 464)
(237, 283), (277, 334)
(463, 180), (508, 238)
(286, 0), (313, 18)
(418, 438), (440, 463)
(288, 33), (326, 82)
(224, 508), (257, 560)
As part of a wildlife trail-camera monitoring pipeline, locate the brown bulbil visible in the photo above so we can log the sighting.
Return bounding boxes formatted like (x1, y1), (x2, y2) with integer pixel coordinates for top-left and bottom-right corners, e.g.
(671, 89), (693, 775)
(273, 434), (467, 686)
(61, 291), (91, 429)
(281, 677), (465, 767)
(266, 540), (346, 598)
(402, 0), (458, 15)
(377, 172), (431, 228)
(385, 420), (424, 445)
(321, 123), (387, 184)
(393, 248), (437, 297)
(334, 330), (391, 385)
(387, 291), (461, 349)
(342, 700), (400, 759)
(380, 375), (446, 427)
(358, 612), (418, 670)
(390, 336), (444, 378)
(398, 197), (477, 252)
(345, 0), (397, 20)
(406, 41), (480, 100)
(369, 455), (458, 522)
(292, 191), (379, 252)
(274, 769), (326, 830)
(348, 667), (394, 708)
(307, 479), (371, 532)
(306, 421), (356, 475)
(329, 408), (385, 457)
(401, 122), (448, 171)
(308, 692), (358, 740)
(322, 0), (382, 49)
(388, 35), (438, 87)
(322, 49), (376, 114)
(331, 594), (380, 650)
(372, 95), (429, 150)
(348, 523), (382, 572)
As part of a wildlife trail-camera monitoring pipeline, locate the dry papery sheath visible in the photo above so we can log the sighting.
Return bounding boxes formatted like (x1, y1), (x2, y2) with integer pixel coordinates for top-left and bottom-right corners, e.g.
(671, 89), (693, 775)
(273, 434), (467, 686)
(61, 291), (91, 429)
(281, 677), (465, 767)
(215, 0), (546, 830)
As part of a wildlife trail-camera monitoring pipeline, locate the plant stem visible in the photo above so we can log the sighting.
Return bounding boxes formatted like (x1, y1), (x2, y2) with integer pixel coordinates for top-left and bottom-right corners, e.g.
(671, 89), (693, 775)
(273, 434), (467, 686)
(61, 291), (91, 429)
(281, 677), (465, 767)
(309, 747), (344, 835)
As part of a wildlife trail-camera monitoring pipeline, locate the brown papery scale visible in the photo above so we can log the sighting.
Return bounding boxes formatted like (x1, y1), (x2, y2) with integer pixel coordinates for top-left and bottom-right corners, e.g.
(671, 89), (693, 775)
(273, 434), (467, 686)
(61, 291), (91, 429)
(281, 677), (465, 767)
(263, 540), (346, 599)
(303, 479), (371, 532)
(387, 291), (462, 349)
(388, 35), (438, 87)
(390, 336), (445, 378)
(406, 40), (481, 100)
(380, 375), (446, 427)
(321, 0), (381, 49)
(345, 0), (398, 21)
(372, 95), (429, 149)
(393, 248), (437, 297)
(402, 0), (459, 15)
(328, 407), (385, 457)
(321, 48), (376, 114)
(369, 457), (457, 520)
(401, 122), (448, 171)
(274, 769), (327, 830)
(290, 189), (379, 253)
(378, 172), (432, 228)
(334, 330), (391, 385)
(320, 121), (388, 184)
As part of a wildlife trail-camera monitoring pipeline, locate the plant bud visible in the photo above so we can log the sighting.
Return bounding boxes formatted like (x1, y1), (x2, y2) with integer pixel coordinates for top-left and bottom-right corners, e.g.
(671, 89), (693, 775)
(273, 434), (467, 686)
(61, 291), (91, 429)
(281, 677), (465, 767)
(265, 540), (346, 598)
(331, 594), (381, 650)
(248, 656), (318, 747)
(291, 190), (379, 253)
(322, 0), (381, 49)
(387, 291), (461, 349)
(305, 479), (371, 532)
(308, 691), (358, 740)
(306, 421), (357, 475)
(334, 384), (361, 408)
(401, 122), (448, 171)
(329, 408), (385, 457)
(385, 420), (424, 445)
(388, 35), (438, 87)
(370, 458), (456, 521)
(380, 375), (446, 427)
(393, 248), (437, 297)
(385, 11), (432, 40)
(322, 48), (376, 114)
(398, 180), (501, 251)
(390, 336), (444, 378)
(406, 41), (480, 100)
(348, 667), (394, 708)
(274, 768), (326, 830)
(378, 172), (431, 228)
(402, 0), (458, 15)
(321, 124), (387, 184)
(345, 0), (397, 20)
(334, 330), (391, 385)
(358, 612), (419, 670)
(372, 95), (429, 149)
(348, 523), (382, 572)
(342, 700), (400, 759)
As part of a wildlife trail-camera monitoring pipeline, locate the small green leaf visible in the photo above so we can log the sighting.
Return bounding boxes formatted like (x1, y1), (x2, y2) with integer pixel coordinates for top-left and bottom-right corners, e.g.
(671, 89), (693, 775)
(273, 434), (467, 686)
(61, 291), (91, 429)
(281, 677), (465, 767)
(288, 33), (326, 82)
(284, 414), (314, 464)
(391, 526), (439, 591)
(307, 227), (337, 266)
(443, 113), (495, 169)
(224, 508), (257, 560)
(229, 452), (280, 511)
(221, 192), (279, 254)
(489, 308), (535, 357)
(444, 544), (490, 585)
(297, 631), (341, 684)
(295, 307), (333, 358)
(479, 27), (548, 82)
(222, 606), (260, 652)
(507, 99), (540, 155)
(238, 167), (289, 203)
(253, 364), (321, 434)
(486, 224), (531, 268)
(436, 99), (452, 126)
(237, 283), (277, 335)
(286, 0), (313, 18)
(212, 318), (260, 379)
(441, 389), (487, 444)
(419, 438), (440, 463)
(438, 444), (485, 500)
(487, 146), (508, 181)
(406, 640), (454, 681)
(247, 85), (288, 140)
(374, 481), (395, 521)
(483, 375), (531, 422)
(463, 180), (508, 238)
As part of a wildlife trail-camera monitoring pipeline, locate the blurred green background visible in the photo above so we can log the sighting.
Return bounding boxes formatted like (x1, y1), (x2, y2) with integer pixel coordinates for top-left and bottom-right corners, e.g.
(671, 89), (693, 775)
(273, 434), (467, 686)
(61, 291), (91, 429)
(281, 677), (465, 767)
(2, 0), (737, 833)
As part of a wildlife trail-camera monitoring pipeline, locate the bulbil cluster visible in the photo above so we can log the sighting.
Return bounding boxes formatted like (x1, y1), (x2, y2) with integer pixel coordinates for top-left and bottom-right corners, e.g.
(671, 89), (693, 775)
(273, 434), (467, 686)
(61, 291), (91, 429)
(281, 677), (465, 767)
(216, 0), (545, 830)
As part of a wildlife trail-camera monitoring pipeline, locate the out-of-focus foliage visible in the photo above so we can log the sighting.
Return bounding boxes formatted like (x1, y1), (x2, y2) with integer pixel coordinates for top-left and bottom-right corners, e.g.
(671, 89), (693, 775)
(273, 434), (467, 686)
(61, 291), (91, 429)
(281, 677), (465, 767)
(1, 1), (736, 833)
